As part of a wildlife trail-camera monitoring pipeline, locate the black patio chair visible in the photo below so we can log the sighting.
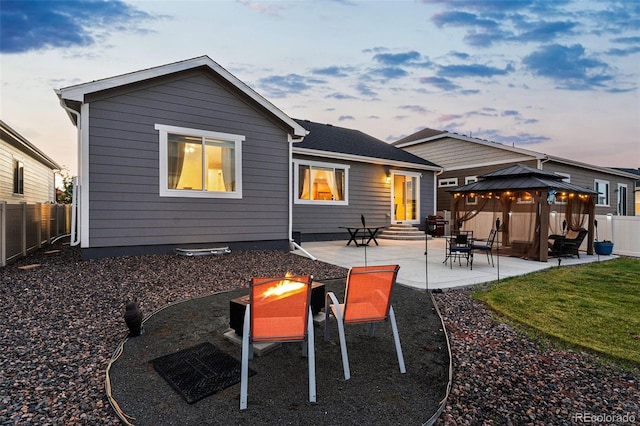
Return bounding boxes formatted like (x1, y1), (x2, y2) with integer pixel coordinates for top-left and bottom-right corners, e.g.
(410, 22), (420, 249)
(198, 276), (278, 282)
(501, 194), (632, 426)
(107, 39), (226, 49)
(446, 230), (473, 269)
(471, 229), (497, 267)
(548, 228), (588, 258)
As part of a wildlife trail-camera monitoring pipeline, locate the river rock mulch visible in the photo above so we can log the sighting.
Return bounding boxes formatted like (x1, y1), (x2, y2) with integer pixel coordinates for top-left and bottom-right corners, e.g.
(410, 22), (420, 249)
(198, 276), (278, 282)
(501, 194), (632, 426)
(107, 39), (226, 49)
(2, 240), (638, 425)
(0, 241), (348, 425)
(433, 287), (639, 426)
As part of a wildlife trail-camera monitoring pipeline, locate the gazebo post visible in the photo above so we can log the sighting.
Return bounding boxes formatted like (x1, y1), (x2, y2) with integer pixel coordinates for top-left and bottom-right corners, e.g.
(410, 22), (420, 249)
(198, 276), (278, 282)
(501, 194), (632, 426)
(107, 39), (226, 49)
(587, 196), (595, 255)
(539, 190), (550, 262)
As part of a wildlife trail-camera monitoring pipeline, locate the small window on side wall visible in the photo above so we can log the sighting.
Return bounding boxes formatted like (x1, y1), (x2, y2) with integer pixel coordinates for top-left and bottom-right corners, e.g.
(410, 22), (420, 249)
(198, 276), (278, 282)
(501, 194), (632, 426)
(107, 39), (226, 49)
(438, 177), (458, 188)
(594, 179), (609, 206)
(156, 124), (244, 199)
(13, 160), (24, 195)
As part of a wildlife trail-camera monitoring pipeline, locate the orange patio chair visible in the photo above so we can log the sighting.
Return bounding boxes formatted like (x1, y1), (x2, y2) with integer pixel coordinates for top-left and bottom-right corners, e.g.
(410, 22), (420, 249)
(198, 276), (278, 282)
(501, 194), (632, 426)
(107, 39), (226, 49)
(324, 265), (405, 380)
(240, 275), (316, 410)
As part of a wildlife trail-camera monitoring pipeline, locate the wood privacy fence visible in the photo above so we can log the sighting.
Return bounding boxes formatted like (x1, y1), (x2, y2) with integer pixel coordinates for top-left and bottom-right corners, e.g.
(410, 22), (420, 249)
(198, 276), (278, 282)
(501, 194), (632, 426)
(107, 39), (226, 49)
(0, 201), (72, 267)
(440, 211), (640, 258)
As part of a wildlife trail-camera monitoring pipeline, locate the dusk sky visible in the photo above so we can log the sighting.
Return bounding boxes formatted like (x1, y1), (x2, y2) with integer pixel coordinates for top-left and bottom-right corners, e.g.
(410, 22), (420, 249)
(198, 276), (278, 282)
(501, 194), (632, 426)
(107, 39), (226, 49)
(1, 0), (639, 176)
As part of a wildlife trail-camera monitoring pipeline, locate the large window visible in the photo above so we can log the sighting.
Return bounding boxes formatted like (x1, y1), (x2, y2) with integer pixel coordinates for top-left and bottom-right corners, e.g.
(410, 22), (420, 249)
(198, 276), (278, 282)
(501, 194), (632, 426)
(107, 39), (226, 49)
(595, 179), (609, 206)
(156, 124), (243, 198)
(13, 159), (24, 195)
(295, 160), (348, 205)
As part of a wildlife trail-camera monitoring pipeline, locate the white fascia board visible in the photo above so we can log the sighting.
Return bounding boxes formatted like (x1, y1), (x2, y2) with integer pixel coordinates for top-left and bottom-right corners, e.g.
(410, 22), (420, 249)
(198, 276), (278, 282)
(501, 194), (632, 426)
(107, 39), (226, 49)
(293, 147), (442, 172)
(56, 56), (307, 138)
(545, 156), (640, 180)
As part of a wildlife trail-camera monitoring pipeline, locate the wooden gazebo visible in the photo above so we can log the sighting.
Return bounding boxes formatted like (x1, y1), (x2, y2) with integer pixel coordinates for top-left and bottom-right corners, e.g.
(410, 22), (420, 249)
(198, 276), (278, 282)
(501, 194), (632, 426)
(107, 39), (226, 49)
(447, 164), (597, 262)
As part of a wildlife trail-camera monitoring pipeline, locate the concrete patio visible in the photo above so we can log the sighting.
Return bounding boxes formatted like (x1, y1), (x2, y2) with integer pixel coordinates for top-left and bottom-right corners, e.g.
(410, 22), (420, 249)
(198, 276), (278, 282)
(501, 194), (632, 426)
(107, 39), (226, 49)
(292, 237), (615, 290)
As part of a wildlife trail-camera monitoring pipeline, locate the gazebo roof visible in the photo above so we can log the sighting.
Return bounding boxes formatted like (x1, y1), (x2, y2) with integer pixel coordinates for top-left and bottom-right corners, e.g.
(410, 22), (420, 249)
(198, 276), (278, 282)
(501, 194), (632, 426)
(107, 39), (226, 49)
(447, 164), (597, 195)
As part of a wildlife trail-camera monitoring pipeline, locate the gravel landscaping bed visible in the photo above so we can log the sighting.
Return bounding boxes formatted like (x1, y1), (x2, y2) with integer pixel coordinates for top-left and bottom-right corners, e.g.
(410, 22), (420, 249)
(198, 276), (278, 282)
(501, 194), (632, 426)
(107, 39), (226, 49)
(433, 288), (639, 425)
(1, 241), (348, 424)
(1, 240), (638, 425)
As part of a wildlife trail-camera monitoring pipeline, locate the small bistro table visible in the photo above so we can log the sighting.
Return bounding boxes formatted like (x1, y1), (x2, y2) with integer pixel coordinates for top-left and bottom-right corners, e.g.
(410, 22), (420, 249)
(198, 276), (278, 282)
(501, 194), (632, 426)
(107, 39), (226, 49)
(339, 226), (384, 247)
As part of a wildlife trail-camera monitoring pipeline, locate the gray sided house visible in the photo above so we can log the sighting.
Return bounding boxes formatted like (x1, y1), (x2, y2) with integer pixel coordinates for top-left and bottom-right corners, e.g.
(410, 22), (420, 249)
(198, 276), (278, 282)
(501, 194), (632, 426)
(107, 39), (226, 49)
(292, 119), (441, 241)
(1, 120), (60, 204)
(394, 129), (638, 217)
(56, 56), (307, 258)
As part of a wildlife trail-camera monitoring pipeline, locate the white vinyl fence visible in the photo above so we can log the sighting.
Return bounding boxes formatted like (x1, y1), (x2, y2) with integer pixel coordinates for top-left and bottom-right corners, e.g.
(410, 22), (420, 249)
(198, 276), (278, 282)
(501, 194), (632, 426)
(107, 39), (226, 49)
(0, 201), (72, 267)
(439, 211), (639, 258)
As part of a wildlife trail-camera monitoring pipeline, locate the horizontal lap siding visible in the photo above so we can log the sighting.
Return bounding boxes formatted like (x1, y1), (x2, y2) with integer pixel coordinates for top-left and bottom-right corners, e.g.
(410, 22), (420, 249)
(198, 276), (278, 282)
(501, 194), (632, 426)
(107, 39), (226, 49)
(544, 161), (637, 216)
(86, 71), (290, 248)
(404, 138), (526, 169)
(293, 157), (432, 235)
(293, 160), (391, 235)
(0, 140), (56, 204)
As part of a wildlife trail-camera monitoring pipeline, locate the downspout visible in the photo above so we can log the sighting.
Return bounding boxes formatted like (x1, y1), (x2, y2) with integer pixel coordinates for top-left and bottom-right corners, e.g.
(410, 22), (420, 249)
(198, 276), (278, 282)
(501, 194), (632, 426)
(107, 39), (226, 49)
(59, 100), (81, 246)
(288, 134), (316, 260)
(538, 155), (550, 170)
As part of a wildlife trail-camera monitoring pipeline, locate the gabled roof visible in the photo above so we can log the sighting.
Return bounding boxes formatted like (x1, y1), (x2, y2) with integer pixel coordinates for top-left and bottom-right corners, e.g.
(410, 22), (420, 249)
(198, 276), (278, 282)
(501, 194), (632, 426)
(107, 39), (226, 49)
(0, 120), (60, 170)
(393, 127), (447, 145)
(448, 164), (597, 195)
(393, 127), (546, 159)
(394, 127), (640, 180)
(293, 119), (441, 171)
(55, 55), (307, 138)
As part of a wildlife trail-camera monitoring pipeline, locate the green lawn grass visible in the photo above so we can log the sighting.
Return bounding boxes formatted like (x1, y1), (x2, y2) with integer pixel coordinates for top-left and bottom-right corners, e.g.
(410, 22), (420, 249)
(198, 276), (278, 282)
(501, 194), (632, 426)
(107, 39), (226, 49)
(473, 258), (640, 366)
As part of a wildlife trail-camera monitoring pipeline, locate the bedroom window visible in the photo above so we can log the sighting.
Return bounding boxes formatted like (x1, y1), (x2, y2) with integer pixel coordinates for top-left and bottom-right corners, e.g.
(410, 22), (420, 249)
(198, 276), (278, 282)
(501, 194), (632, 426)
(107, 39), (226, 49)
(295, 160), (348, 205)
(594, 179), (609, 206)
(156, 124), (244, 198)
(13, 159), (24, 195)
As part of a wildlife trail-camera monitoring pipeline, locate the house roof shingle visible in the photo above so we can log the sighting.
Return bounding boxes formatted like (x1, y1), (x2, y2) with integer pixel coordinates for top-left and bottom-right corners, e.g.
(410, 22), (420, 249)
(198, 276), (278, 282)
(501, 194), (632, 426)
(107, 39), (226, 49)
(294, 119), (441, 170)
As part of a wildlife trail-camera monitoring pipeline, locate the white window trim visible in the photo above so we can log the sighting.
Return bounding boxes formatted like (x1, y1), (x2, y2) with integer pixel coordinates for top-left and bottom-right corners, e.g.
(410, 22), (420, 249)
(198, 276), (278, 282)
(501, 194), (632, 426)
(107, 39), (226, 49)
(438, 177), (458, 188)
(556, 172), (570, 182)
(293, 159), (349, 205)
(155, 124), (244, 199)
(595, 179), (609, 207)
(391, 170), (422, 224)
(617, 183), (628, 215)
(13, 157), (24, 196)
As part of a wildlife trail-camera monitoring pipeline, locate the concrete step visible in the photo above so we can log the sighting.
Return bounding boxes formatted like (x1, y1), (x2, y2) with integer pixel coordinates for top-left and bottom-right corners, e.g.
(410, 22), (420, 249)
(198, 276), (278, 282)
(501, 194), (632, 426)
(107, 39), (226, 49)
(377, 224), (426, 240)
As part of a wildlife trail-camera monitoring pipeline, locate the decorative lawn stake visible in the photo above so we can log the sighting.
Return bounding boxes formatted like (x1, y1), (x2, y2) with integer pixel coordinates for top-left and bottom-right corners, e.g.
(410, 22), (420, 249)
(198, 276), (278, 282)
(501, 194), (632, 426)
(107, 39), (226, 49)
(361, 214), (367, 266)
(124, 301), (143, 337)
(424, 218), (429, 292)
(495, 218), (500, 283)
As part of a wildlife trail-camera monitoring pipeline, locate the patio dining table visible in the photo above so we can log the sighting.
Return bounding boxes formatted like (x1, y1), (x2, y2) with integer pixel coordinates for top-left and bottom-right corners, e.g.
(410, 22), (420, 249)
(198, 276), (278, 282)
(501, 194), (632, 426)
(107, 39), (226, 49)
(339, 225), (384, 247)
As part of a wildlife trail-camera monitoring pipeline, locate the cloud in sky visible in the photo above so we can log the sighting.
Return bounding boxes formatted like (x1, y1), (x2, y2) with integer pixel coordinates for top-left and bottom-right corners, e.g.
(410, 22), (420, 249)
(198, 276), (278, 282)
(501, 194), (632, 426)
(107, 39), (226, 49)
(419, 76), (461, 91)
(523, 44), (613, 90)
(1, 0), (638, 171)
(257, 74), (325, 98)
(438, 63), (514, 78)
(0, 0), (154, 53)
